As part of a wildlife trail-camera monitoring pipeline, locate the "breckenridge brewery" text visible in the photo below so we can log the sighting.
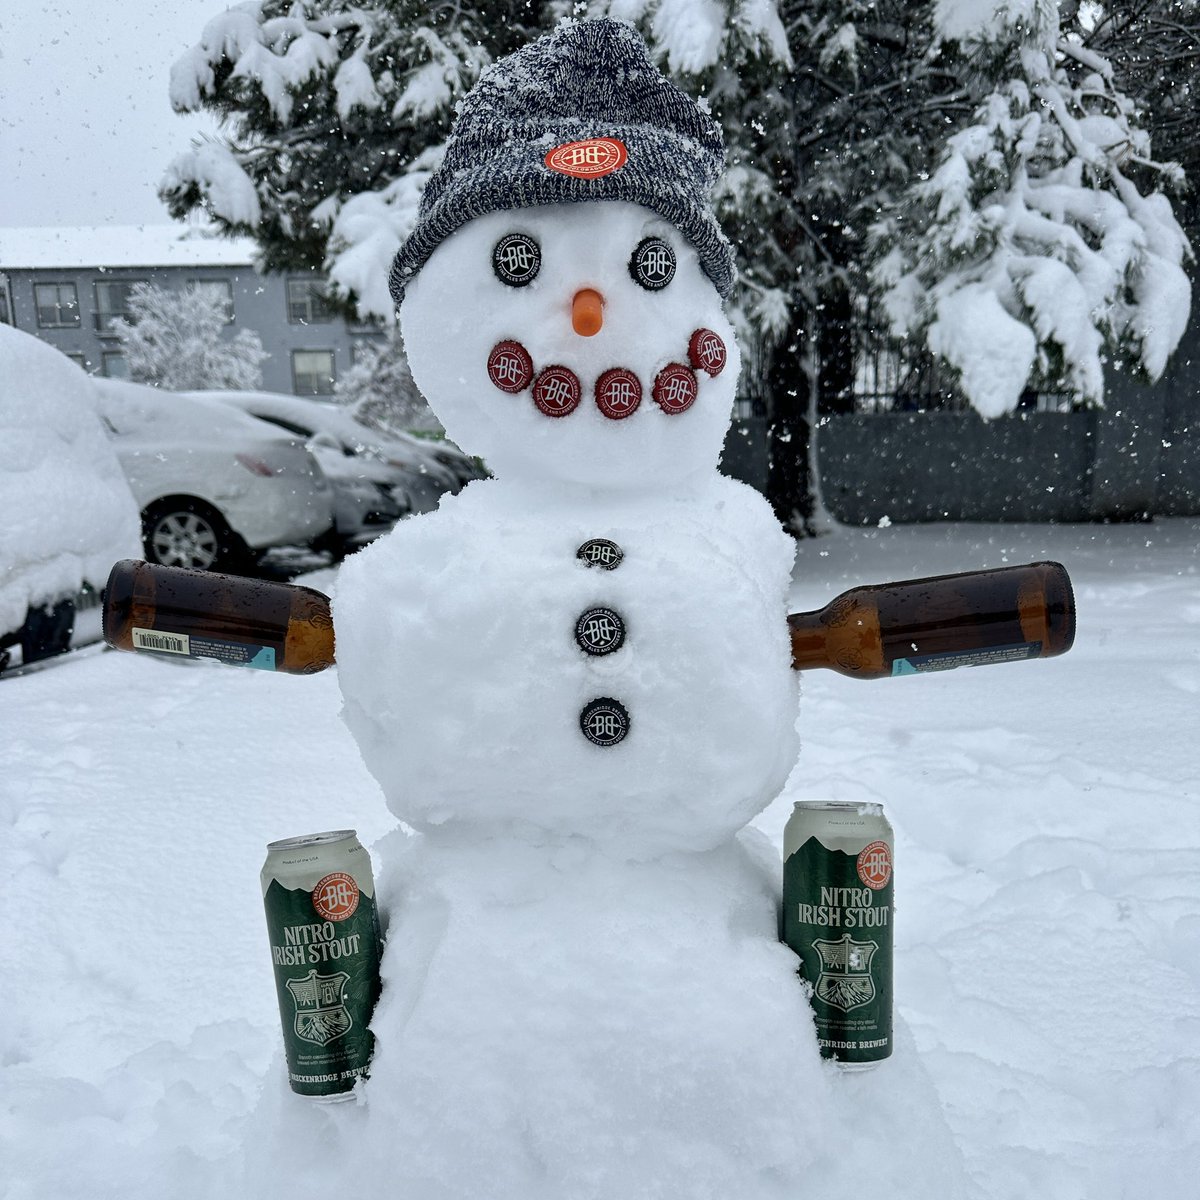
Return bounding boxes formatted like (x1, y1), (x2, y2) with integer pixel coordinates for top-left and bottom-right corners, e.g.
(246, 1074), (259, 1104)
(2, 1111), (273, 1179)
(795, 885), (890, 928)
(272, 920), (364, 966)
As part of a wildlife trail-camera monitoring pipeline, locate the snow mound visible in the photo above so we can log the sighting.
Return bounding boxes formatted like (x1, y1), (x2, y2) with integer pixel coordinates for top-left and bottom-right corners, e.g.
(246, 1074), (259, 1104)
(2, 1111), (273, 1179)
(0, 326), (141, 635)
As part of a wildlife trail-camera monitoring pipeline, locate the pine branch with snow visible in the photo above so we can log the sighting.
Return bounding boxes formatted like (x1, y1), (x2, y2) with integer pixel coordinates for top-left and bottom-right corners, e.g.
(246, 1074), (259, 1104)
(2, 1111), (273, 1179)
(112, 282), (269, 391)
(162, 1), (544, 311)
(1075, 1), (1200, 242)
(873, 2), (1192, 417)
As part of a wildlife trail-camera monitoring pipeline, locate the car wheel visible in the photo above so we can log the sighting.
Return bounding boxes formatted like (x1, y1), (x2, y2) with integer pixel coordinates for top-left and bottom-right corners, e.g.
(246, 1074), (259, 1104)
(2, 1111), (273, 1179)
(143, 500), (247, 572)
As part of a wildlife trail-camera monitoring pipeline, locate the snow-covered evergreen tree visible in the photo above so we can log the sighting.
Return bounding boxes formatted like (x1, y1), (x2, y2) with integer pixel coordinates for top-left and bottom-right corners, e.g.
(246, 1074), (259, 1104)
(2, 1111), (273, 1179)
(873, 0), (1192, 416)
(163, 0), (1193, 522)
(112, 282), (269, 390)
(335, 327), (442, 435)
(162, 1), (547, 313)
(1075, 1), (1200, 242)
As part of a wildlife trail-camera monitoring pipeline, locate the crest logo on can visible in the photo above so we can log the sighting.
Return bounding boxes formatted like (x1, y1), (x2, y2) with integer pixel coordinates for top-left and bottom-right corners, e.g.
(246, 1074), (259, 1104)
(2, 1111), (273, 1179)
(286, 969), (354, 1045)
(812, 935), (879, 1011)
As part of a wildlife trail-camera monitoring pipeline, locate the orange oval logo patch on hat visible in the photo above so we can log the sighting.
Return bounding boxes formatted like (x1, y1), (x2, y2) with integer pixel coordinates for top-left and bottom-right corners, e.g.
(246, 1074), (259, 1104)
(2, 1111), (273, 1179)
(544, 137), (628, 179)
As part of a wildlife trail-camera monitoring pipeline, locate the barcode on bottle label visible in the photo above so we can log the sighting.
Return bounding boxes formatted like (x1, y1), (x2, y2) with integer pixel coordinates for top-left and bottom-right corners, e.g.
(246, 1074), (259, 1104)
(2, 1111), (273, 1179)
(132, 627), (190, 656)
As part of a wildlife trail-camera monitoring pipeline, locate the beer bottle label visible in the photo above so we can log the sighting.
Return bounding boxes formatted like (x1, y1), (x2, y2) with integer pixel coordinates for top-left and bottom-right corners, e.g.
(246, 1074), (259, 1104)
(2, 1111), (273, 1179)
(891, 641), (1041, 675)
(132, 626), (280, 669)
(263, 875), (382, 1096)
(782, 836), (893, 1064)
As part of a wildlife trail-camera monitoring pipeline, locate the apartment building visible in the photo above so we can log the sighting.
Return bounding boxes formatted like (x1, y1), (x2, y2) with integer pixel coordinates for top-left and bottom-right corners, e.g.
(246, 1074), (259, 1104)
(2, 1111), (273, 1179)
(0, 225), (386, 395)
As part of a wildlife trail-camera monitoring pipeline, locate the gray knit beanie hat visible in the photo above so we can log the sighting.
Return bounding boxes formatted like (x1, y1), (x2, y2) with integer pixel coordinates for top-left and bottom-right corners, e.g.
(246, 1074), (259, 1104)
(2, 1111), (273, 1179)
(388, 18), (736, 306)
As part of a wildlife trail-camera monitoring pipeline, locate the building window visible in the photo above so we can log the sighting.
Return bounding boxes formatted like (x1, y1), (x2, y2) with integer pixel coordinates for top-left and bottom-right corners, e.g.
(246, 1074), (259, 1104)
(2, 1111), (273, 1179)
(0, 287), (11, 326)
(292, 349), (335, 395)
(94, 280), (146, 333)
(65, 352), (87, 369)
(34, 282), (80, 328)
(190, 278), (234, 324)
(101, 351), (129, 379)
(287, 278), (334, 324)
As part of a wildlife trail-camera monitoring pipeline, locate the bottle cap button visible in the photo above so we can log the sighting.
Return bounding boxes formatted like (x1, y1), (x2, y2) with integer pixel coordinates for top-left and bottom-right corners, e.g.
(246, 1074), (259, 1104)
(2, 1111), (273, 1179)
(576, 539), (624, 570)
(580, 697), (630, 747)
(575, 607), (626, 656)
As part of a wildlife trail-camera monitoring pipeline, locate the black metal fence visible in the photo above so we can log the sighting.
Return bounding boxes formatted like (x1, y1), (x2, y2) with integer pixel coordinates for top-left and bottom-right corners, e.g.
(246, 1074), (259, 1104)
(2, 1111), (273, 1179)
(846, 320), (1077, 416)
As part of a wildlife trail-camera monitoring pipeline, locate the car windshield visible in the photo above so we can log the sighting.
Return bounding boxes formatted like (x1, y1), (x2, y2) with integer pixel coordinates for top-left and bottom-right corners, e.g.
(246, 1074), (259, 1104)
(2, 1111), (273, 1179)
(250, 411), (362, 456)
(250, 413), (314, 440)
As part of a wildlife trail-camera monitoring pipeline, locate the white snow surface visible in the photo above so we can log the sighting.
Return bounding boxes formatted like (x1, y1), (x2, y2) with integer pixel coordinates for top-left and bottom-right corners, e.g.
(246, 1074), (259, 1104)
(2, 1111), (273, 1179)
(3, 519), (1198, 1198)
(0, 327), (141, 632)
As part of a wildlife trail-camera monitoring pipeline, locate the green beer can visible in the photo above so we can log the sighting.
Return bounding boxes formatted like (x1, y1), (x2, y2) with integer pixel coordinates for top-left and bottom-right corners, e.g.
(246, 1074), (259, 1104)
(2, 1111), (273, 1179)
(261, 830), (383, 1099)
(782, 801), (894, 1068)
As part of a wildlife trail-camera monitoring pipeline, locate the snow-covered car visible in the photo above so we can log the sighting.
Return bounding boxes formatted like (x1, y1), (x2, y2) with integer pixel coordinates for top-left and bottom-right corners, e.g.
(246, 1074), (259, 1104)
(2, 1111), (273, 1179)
(201, 390), (483, 515)
(92, 379), (334, 571)
(184, 392), (408, 558)
(0, 327), (142, 669)
(294, 429), (408, 560)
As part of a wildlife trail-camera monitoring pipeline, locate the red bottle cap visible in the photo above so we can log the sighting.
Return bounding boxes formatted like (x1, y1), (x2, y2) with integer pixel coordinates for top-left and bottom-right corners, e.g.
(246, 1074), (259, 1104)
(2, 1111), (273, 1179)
(688, 328), (727, 377)
(532, 365), (582, 417)
(652, 363), (698, 415)
(594, 367), (642, 420)
(487, 340), (534, 393)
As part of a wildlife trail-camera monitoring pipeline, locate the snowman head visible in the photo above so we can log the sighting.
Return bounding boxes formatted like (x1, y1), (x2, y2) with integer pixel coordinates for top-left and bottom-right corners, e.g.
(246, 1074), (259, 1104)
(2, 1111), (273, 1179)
(392, 19), (740, 493)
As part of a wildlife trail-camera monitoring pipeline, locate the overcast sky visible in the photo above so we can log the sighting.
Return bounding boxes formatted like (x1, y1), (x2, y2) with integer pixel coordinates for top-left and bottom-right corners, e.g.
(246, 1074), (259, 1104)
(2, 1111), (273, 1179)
(1, 0), (222, 228)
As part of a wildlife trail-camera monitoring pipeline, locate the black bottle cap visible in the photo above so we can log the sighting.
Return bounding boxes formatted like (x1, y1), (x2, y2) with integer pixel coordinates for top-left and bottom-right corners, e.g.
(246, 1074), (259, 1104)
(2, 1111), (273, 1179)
(574, 607), (626, 657)
(576, 539), (624, 570)
(579, 697), (630, 747)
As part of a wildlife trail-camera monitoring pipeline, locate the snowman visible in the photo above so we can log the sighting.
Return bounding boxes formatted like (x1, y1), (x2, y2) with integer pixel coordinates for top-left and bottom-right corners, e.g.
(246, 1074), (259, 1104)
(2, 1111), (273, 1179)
(324, 20), (966, 1200)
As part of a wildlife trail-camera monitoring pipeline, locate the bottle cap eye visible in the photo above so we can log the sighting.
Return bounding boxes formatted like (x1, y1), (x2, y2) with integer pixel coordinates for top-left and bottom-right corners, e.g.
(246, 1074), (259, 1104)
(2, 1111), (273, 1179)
(493, 234), (541, 286)
(629, 237), (676, 290)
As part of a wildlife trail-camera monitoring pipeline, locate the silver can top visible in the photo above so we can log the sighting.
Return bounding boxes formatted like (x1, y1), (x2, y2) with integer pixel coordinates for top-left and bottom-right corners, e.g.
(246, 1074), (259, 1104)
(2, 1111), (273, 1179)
(791, 800), (884, 816)
(266, 829), (357, 852)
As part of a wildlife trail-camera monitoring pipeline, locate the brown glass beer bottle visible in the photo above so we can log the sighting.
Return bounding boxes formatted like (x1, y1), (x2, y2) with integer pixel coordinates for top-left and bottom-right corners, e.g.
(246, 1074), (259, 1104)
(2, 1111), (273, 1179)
(104, 558), (1075, 680)
(102, 559), (334, 674)
(787, 561), (1075, 678)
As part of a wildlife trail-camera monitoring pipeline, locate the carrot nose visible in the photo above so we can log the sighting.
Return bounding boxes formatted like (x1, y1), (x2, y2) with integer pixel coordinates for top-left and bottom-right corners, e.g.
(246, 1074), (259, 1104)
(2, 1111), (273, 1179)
(572, 288), (604, 337)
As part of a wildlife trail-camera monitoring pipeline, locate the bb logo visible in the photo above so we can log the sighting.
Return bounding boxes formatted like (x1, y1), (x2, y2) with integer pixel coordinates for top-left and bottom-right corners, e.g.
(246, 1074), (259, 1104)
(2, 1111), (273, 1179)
(856, 841), (892, 890)
(544, 137), (628, 179)
(312, 871), (360, 921)
(487, 339), (534, 393)
(688, 328), (727, 377)
(532, 365), (582, 417)
(595, 367), (642, 420)
(652, 364), (698, 415)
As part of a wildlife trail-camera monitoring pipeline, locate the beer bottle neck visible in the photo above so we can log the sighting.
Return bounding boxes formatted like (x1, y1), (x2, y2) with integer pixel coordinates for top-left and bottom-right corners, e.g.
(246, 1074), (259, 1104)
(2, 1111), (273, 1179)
(787, 610), (829, 671)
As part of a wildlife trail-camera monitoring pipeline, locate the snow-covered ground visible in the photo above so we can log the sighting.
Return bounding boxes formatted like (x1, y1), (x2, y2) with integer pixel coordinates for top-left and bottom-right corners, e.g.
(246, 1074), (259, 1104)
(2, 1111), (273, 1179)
(2, 518), (1197, 1199)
